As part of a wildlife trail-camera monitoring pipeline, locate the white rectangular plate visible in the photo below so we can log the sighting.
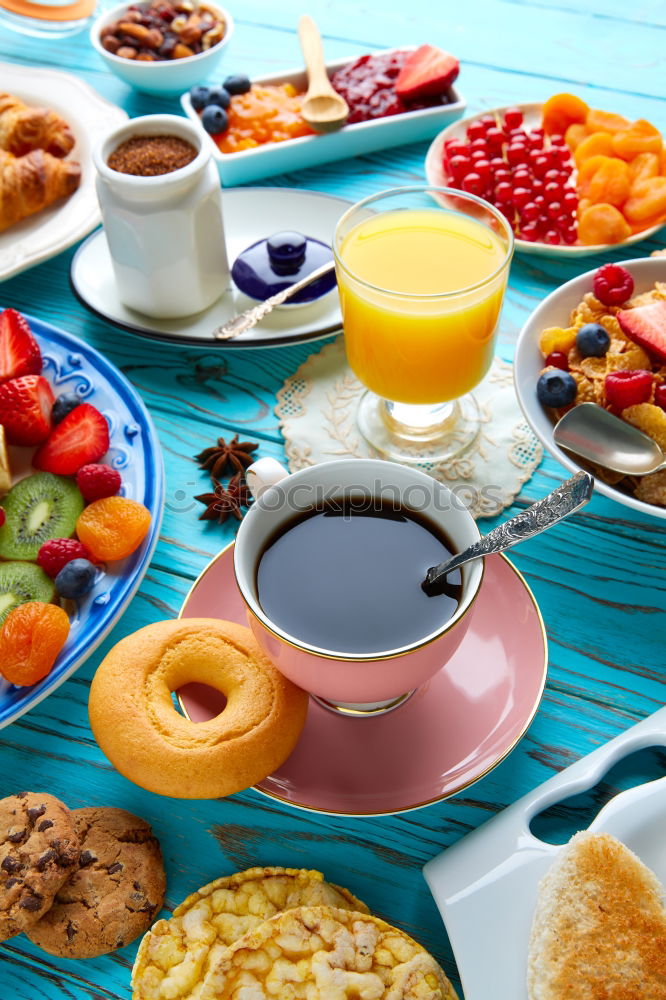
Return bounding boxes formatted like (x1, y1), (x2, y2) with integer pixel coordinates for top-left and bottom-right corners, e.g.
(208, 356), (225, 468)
(180, 48), (466, 185)
(424, 707), (666, 1000)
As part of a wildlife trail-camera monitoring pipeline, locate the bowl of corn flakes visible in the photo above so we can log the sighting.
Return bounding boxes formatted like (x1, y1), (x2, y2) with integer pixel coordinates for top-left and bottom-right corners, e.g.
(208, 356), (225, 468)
(515, 255), (666, 518)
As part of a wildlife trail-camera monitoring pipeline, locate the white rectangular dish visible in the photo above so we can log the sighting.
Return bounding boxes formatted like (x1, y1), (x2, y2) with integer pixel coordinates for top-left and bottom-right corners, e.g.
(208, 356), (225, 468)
(424, 706), (666, 1000)
(180, 49), (466, 186)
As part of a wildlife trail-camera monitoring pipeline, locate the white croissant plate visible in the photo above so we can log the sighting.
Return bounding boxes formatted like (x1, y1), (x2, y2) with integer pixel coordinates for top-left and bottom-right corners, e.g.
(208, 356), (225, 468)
(0, 62), (127, 282)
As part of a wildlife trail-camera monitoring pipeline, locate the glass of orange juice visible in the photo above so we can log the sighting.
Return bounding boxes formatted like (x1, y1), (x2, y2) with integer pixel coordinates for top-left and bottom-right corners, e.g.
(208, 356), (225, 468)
(334, 186), (514, 464)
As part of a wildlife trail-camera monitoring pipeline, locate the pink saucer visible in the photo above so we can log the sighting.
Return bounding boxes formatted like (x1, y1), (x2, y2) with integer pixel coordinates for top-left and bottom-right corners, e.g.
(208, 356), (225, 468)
(179, 545), (547, 816)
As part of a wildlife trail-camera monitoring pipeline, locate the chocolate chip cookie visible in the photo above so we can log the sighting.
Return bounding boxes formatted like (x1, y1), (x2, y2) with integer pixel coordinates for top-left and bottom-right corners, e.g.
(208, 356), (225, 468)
(27, 806), (165, 959)
(0, 792), (80, 940)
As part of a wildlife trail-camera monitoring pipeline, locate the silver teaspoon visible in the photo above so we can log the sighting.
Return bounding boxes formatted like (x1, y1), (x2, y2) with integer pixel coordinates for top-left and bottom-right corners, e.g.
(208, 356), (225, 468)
(422, 470), (594, 594)
(213, 260), (336, 341)
(554, 402), (666, 476)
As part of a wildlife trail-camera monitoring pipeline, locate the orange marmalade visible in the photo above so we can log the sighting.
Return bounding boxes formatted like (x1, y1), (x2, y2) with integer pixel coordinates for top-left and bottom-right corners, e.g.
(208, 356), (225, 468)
(210, 84), (315, 153)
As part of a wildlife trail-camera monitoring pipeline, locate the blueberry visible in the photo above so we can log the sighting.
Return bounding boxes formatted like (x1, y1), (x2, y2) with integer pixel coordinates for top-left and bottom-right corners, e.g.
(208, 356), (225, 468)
(576, 322), (610, 358)
(189, 84), (211, 111)
(201, 105), (228, 135)
(52, 393), (81, 424)
(205, 85), (230, 109)
(536, 370), (577, 408)
(55, 559), (97, 599)
(223, 74), (251, 95)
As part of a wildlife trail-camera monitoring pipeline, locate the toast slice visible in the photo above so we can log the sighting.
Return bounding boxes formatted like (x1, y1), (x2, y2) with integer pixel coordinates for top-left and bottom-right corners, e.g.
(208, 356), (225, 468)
(527, 831), (666, 999)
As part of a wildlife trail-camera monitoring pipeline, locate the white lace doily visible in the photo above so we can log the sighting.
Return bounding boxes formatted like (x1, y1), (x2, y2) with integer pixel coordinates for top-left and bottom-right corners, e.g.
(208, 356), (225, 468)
(275, 338), (542, 518)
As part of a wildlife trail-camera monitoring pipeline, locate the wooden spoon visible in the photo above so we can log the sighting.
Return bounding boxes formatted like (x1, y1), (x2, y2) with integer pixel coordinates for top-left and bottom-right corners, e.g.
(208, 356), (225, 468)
(298, 14), (349, 133)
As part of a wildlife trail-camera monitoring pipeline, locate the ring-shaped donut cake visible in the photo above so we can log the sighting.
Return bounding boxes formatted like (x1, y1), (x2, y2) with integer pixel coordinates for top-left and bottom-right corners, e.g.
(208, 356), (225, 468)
(88, 618), (309, 799)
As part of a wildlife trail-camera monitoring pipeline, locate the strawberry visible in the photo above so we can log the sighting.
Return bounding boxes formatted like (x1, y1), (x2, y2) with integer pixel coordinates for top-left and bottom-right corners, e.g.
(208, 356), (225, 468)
(0, 309), (42, 384)
(604, 369), (653, 414)
(33, 403), (109, 475)
(76, 463), (121, 502)
(395, 46), (460, 101)
(617, 299), (666, 361)
(0, 375), (54, 445)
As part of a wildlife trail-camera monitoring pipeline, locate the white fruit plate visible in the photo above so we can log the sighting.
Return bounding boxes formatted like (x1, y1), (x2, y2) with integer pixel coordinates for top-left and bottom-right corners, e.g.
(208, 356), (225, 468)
(425, 102), (665, 258)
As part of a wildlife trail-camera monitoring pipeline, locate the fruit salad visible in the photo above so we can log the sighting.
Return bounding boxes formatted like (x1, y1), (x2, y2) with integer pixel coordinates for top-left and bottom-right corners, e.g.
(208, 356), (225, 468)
(440, 96), (666, 247)
(0, 308), (153, 687)
(191, 45), (460, 150)
(536, 264), (666, 506)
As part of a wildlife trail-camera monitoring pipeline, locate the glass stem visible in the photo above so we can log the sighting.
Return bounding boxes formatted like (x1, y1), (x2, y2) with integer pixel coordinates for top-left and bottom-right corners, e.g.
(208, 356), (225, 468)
(382, 400), (460, 441)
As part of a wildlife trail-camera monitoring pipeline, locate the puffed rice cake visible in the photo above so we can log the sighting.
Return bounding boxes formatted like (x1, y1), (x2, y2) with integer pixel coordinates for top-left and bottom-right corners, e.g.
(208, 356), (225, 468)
(198, 905), (458, 1000)
(132, 867), (369, 1000)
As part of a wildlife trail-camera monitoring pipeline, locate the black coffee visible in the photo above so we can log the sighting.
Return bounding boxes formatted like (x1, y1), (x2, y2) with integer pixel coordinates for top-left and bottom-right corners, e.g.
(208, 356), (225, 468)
(256, 498), (462, 655)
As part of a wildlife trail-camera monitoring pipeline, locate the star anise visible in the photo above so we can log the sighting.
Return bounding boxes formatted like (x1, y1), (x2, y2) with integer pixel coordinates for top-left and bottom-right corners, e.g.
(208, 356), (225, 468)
(194, 472), (252, 523)
(195, 434), (259, 480)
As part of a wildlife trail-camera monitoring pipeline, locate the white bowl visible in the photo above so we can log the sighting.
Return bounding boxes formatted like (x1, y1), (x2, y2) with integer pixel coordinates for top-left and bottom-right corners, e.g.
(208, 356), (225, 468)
(514, 255), (666, 519)
(90, 0), (233, 96)
(180, 49), (466, 186)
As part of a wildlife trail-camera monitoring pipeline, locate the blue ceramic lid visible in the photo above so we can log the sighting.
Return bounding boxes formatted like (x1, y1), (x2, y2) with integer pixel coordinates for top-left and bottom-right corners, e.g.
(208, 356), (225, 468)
(231, 231), (336, 304)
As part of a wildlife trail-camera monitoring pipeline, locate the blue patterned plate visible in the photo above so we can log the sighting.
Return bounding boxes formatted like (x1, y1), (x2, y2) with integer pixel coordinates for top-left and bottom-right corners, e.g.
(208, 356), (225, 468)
(0, 311), (164, 728)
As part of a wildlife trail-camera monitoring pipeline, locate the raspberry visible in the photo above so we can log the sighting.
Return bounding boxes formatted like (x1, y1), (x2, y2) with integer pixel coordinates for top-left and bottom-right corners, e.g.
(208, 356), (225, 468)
(593, 264), (635, 306)
(37, 538), (93, 578)
(604, 370), (653, 413)
(76, 464), (122, 502)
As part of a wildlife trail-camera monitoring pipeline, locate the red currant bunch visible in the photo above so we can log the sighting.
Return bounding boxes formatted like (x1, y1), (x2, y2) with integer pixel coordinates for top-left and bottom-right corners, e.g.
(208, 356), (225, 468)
(442, 107), (580, 246)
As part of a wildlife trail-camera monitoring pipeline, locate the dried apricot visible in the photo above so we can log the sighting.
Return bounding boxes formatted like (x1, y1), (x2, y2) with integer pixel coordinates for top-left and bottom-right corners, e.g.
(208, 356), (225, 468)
(542, 93), (589, 136)
(578, 203), (631, 245)
(628, 152), (661, 189)
(577, 155), (615, 196)
(76, 496), (151, 562)
(564, 123), (588, 152)
(629, 213), (666, 235)
(623, 177), (666, 224)
(577, 197), (592, 218)
(587, 158), (630, 207)
(585, 109), (631, 135)
(612, 119), (663, 160)
(0, 602), (69, 686)
(573, 131), (614, 168)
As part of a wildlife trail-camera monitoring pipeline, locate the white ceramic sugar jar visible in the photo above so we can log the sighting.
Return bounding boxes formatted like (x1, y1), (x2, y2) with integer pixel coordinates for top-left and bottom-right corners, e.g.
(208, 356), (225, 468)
(94, 114), (229, 318)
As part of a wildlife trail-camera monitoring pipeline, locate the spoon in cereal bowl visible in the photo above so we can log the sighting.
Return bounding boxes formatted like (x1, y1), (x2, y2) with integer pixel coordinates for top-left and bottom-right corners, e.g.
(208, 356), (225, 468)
(297, 14), (349, 133)
(554, 402), (666, 476)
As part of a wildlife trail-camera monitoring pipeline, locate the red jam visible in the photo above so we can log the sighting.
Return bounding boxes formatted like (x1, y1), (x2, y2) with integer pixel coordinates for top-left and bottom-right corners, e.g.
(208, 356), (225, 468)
(330, 50), (448, 124)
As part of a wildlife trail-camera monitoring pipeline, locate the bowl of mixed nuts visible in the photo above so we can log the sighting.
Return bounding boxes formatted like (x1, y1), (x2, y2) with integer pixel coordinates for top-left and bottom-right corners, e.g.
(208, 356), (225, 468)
(91, 0), (233, 96)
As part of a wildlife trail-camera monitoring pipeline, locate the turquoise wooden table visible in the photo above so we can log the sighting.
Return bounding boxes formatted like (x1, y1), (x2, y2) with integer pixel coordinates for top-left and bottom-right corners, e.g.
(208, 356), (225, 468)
(0, 2), (665, 997)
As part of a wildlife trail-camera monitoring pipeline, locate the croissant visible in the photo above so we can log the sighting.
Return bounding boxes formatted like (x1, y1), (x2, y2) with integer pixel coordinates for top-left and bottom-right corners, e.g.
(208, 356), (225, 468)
(0, 149), (80, 232)
(0, 93), (75, 158)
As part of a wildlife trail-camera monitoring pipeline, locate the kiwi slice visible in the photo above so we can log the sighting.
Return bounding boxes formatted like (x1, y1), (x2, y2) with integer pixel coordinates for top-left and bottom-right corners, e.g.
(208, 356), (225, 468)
(0, 472), (84, 561)
(0, 562), (57, 625)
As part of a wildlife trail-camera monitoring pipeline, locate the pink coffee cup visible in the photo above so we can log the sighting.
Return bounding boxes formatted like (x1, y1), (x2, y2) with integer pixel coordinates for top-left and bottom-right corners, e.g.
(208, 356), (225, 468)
(233, 458), (484, 714)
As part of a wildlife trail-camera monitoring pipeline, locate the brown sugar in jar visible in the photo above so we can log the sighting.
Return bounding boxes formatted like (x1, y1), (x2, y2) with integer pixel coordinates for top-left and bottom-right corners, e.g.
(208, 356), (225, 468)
(108, 134), (198, 176)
